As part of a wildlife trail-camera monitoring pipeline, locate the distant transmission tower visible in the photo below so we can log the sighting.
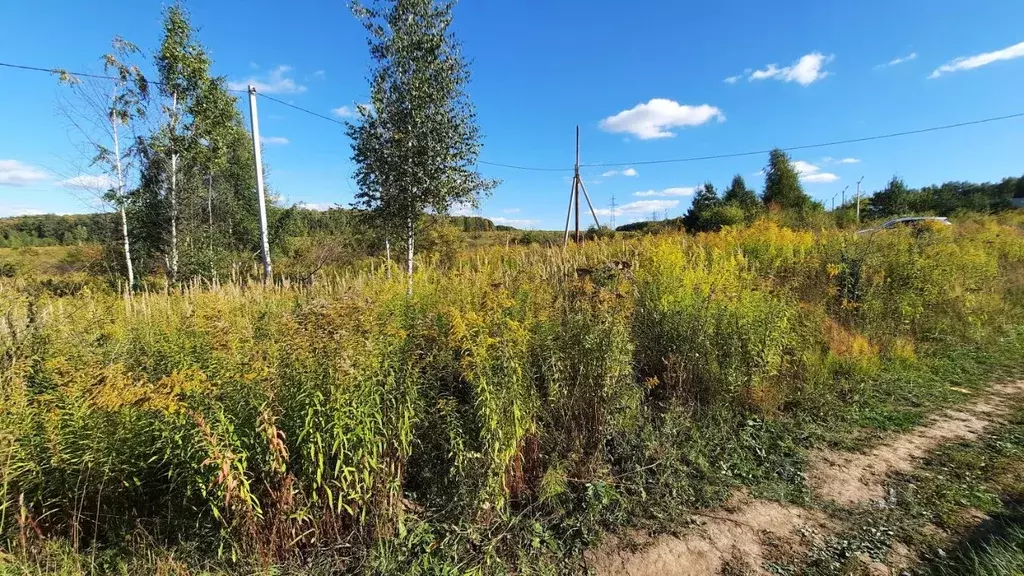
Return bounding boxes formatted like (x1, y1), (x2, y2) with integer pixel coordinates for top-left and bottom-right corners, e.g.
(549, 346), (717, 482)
(610, 194), (617, 229)
(562, 126), (602, 247)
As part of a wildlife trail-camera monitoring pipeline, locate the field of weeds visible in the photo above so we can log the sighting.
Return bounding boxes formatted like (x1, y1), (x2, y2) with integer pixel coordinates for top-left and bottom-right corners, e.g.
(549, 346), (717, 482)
(3, 218), (1024, 574)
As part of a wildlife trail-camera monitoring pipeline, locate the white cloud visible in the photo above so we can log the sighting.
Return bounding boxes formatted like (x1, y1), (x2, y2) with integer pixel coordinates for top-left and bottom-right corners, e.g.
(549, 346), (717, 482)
(822, 156), (861, 164)
(747, 52), (833, 86)
(261, 136), (289, 146)
(633, 186), (695, 197)
(313, 70), (326, 78)
(450, 202), (475, 217)
(489, 216), (538, 227)
(601, 167), (639, 177)
(228, 65), (307, 94)
(599, 99), (725, 140)
(0, 160), (50, 187)
(723, 74), (743, 84)
(930, 41), (1024, 78)
(502, 208), (521, 214)
(838, 157), (860, 164)
(0, 207), (48, 217)
(332, 105), (354, 118)
(793, 160), (839, 183)
(60, 174), (115, 190)
(878, 52), (917, 68)
(297, 202), (332, 211)
(595, 199), (679, 217)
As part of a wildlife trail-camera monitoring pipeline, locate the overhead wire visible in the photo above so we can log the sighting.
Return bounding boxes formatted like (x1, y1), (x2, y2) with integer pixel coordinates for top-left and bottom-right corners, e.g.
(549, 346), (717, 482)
(0, 60), (249, 93)
(3, 59), (1023, 173)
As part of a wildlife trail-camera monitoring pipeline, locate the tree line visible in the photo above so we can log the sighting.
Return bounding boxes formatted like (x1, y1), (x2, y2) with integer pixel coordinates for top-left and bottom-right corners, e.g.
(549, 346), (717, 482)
(623, 148), (1024, 233)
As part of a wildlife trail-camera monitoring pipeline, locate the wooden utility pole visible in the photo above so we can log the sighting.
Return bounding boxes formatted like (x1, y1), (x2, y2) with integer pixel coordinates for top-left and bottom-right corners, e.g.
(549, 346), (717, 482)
(563, 125), (602, 247)
(247, 86), (273, 283)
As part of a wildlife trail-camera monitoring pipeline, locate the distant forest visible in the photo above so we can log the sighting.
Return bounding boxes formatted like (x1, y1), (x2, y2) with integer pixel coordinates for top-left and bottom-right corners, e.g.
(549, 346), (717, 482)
(0, 208), (499, 248)
(617, 174), (1024, 232)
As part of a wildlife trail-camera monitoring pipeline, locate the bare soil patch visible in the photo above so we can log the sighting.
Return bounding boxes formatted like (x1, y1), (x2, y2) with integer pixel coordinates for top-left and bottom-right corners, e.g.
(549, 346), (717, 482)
(585, 491), (830, 576)
(807, 380), (1024, 506)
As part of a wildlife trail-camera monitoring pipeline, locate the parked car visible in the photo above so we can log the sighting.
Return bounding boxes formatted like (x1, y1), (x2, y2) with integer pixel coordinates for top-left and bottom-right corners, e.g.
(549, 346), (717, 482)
(856, 216), (952, 235)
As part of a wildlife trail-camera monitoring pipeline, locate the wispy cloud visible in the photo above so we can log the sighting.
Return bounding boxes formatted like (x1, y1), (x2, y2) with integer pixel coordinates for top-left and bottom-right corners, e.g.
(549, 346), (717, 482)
(599, 99), (725, 140)
(313, 70), (326, 78)
(489, 216), (539, 227)
(502, 208), (521, 214)
(297, 202), (333, 211)
(723, 74), (743, 84)
(450, 202), (476, 217)
(633, 187), (695, 197)
(601, 167), (639, 177)
(60, 174), (115, 189)
(0, 159), (50, 187)
(0, 207), (50, 217)
(930, 41), (1024, 78)
(595, 199), (679, 217)
(228, 65), (307, 94)
(332, 106), (354, 118)
(746, 52), (834, 86)
(260, 136), (289, 146)
(822, 156), (861, 165)
(877, 52), (917, 68)
(793, 160), (839, 183)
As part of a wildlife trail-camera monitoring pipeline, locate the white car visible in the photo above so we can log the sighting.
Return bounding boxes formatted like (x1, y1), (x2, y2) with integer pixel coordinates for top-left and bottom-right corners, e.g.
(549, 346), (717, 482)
(856, 217), (951, 235)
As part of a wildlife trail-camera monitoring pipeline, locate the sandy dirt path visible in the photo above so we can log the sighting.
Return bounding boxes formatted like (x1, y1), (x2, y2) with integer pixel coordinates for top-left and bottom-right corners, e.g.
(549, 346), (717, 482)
(588, 380), (1024, 575)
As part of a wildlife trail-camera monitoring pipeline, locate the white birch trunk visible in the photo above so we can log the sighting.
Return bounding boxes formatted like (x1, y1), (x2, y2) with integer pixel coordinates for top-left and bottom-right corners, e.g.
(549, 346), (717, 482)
(406, 215), (414, 295)
(110, 99), (134, 289)
(169, 92), (179, 282)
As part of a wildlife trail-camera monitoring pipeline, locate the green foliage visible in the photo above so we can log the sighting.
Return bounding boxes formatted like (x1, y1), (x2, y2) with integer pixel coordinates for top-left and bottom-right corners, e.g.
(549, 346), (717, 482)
(0, 214), (115, 248)
(4, 217), (1024, 573)
(723, 174), (762, 222)
(762, 148), (816, 215)
(683, 181), (721, 232)
(347, 0), (496, 285)
(862, 175), (1023, 221)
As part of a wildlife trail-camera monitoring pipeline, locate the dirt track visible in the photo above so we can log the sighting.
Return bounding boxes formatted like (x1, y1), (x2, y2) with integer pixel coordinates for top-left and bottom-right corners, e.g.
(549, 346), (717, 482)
(588, 380), (1024, 576)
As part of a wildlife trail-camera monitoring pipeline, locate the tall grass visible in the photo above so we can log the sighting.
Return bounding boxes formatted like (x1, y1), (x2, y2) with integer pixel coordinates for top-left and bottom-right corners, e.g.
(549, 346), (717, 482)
(3, 217), (1024, 572)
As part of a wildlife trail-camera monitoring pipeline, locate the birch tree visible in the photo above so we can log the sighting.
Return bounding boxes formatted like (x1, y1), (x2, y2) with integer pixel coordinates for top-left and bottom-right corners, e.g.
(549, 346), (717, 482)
(347, 0), (495, 293)
(154, 2), (210, 282)
(58, 37), (150, 289)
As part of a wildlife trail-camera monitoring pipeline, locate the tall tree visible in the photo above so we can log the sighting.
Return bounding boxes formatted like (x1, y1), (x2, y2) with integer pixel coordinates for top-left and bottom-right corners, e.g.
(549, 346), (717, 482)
(684, 181), (720, 231)
(347, 0), (496, 293)
(762, 149), (813, 212)
(58, 37), (150, 288)
(869, 176), (912, 218)
(723, 174), (760, 220)
(154, 1), (211, 282)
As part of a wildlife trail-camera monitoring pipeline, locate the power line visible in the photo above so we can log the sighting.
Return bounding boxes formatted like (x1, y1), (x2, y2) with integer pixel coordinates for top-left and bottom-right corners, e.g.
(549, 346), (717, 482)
(0, 61), (123, 82)
(477, 159), (567, 172)
(5, 59), (1023, 174)
(582, 112), (1024, 169)
(481, 111), (1024, 172)
(256, 92), (348, 125)
(0, 60), (248, 93)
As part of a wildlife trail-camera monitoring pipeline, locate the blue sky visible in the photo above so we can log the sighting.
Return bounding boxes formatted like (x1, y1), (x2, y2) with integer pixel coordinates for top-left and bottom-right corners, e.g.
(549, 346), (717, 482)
(2, 0), (1024, 229)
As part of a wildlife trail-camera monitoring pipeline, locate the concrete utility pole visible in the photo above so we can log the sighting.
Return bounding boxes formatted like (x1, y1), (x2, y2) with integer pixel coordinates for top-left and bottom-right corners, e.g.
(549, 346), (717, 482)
(610, 194), (617, 229)
(856, 177), (864, 224)
(247, 85), (273, 284)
